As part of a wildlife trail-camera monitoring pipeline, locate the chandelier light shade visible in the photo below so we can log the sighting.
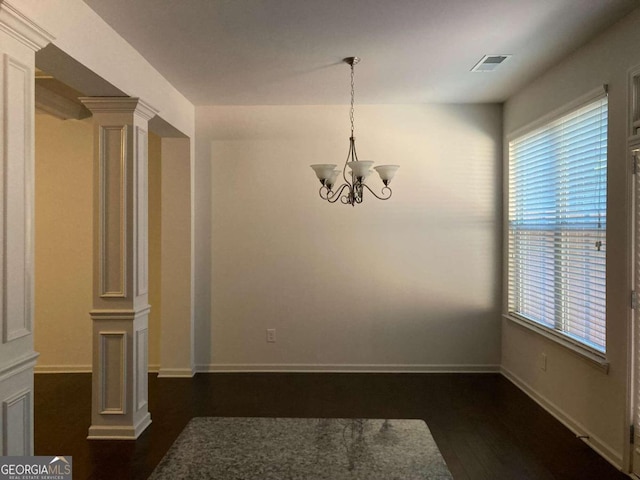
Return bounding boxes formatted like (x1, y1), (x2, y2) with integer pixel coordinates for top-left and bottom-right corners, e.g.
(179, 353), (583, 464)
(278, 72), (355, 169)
(310, 57), (399, 206)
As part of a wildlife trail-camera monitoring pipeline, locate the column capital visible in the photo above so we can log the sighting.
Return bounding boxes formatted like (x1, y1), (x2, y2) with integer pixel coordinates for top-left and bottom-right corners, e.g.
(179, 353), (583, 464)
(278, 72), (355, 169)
(0, 1), (54, 51)
(79, 97), (158, 121)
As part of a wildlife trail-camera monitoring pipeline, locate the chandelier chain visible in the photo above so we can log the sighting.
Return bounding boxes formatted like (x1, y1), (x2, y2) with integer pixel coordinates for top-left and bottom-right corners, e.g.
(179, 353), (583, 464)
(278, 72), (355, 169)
(350, 62), (355, 137)
(310, 56), (397, 206)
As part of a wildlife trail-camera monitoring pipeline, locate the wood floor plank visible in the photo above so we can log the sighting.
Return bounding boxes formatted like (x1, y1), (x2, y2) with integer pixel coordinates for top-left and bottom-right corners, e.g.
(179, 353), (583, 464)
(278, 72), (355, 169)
(34, 373), (629, 479)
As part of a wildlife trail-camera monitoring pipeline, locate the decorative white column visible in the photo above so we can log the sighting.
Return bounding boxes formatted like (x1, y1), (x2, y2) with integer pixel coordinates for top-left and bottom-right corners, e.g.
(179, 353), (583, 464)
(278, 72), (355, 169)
(0, 1), (53, 455)
(81, 97), (158, 440)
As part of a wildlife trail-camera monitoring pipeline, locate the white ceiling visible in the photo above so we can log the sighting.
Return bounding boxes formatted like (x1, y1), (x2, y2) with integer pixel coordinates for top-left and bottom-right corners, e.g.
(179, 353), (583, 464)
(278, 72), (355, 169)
(82, 0), (639, 105)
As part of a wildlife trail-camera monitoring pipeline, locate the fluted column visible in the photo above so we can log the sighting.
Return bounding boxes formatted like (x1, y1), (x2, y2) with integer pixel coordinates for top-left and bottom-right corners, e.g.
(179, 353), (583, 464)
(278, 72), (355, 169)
(81, 97), (157, 440)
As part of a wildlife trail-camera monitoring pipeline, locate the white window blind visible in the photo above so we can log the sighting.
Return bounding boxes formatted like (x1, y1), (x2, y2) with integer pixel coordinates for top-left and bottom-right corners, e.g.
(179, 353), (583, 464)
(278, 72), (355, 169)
(508, 94), (607, 354)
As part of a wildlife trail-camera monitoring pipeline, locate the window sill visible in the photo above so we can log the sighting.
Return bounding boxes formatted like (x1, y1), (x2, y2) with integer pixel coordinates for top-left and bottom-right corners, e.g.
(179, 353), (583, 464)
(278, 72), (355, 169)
(503, 313), (610, 374)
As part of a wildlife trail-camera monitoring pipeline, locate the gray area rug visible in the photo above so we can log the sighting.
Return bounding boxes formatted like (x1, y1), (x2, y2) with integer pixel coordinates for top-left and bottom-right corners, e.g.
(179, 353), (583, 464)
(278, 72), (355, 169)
(148, 417), (453, 479)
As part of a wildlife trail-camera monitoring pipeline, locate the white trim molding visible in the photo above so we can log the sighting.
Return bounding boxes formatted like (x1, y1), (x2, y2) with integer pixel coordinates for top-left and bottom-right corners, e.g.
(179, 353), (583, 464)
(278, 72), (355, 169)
(0, 352), (38, 383)
(98, 332), (126, 415)
(196, 363), (501, 374)
(90, 306), (151, 321)
(0, 1), (53, 51)
(0, 352), (37, 455)
(501, 366), (623, 470)
(628, 63), (640, 140)
(2, 388), (30, 455)
(79, 97), (158, 120)
(34, 365), (92, 374)
(157, 367), (196, 378)
(97, 125), (128, 299)
(134, 328), (148, 411)
(135, 126), (148, 298)
(504, 314), (609, 373)
(87, 415), (151, 441)
(2, 52), (34, 345)
(34, 364), (162, 374)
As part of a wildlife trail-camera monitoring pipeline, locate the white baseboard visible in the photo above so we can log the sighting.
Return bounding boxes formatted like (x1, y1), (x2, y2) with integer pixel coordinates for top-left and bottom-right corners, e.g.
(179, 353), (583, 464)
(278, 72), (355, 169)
(35, 364), (162, 374)
(34, 364), (91, 374)
(33, 363), (501, 375)
(157, 367), (195, 378)
(500, 366), (624, 470)
(195, 363), (501, 373)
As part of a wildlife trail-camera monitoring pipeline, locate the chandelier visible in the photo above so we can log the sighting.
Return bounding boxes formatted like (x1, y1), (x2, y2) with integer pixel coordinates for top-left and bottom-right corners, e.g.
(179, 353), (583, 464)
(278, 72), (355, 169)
(310, 57), (399, 206)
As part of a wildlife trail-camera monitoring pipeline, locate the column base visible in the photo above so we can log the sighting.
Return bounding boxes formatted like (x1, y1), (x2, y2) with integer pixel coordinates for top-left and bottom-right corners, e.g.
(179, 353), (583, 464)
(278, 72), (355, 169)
(87, 413), (151, 440)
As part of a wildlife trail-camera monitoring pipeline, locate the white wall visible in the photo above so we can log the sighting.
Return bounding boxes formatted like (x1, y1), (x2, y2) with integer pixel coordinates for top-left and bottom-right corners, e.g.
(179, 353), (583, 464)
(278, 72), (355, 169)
(502, 8), (640, 469)
(34, 113), (93, 371)
(196, 104), (502, 370)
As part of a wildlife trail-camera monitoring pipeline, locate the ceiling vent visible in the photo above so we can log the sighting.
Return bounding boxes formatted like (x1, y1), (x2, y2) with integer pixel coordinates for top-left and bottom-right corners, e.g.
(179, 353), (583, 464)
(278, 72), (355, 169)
(471, 54), (512, 72)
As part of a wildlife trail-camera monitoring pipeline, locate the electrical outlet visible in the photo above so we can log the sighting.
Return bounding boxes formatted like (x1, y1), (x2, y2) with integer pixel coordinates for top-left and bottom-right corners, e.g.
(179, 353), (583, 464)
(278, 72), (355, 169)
(540, 353), (547, 371)
(266, 328), (276, 343)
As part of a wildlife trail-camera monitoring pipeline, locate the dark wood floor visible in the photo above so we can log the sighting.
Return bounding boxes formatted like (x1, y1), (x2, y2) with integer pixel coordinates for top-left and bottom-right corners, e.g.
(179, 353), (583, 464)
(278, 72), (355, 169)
(34, 372), (629, 480)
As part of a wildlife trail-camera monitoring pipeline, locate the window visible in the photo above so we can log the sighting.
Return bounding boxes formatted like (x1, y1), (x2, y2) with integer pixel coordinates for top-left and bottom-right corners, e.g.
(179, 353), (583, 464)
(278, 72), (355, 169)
(508, 93), (607, 354)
